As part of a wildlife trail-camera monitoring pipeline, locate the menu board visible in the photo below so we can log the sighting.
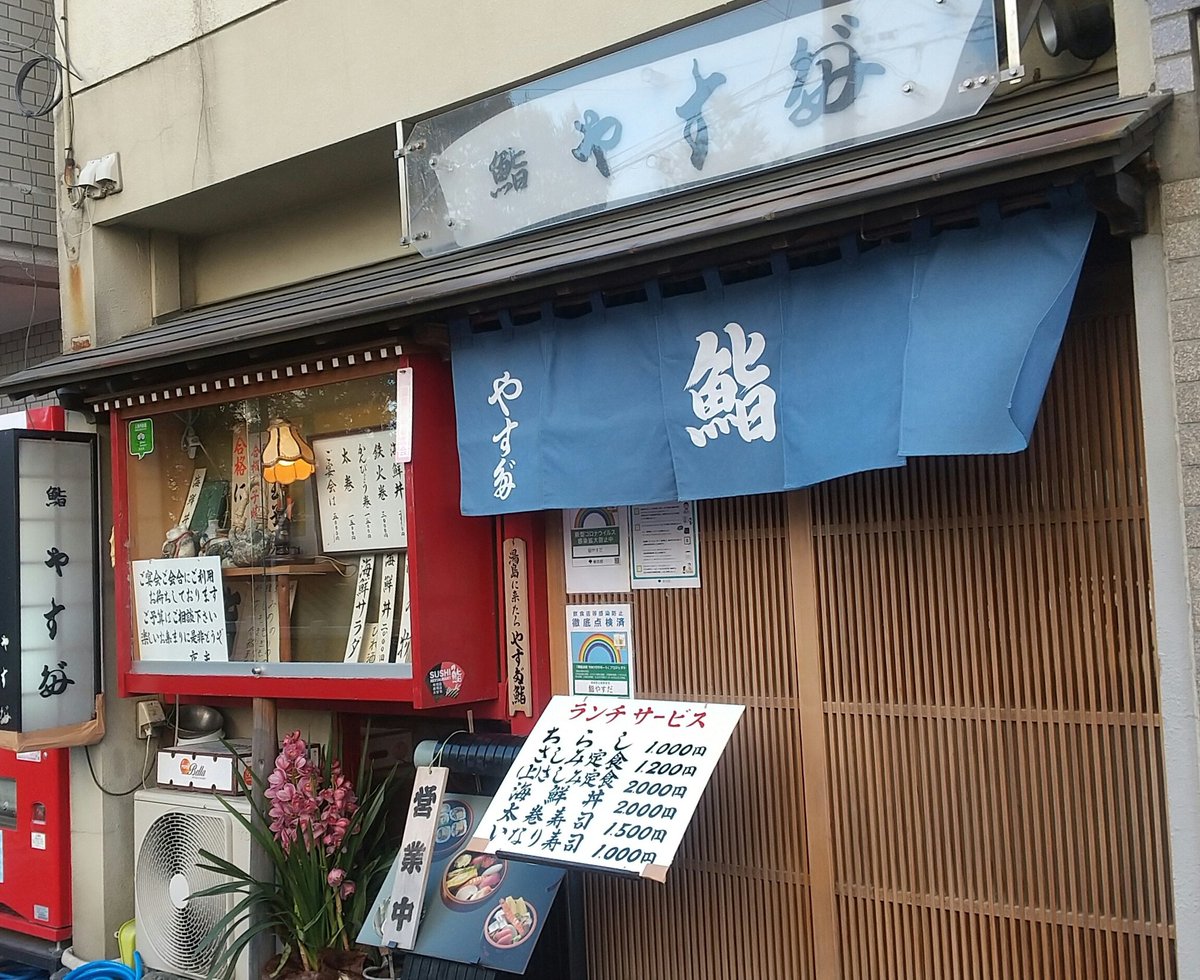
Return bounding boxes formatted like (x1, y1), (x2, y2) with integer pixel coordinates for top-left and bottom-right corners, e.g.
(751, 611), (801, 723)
(469, 695), (744, 879)
(312, 428), (407, 554)
(359, 793), (564, 974)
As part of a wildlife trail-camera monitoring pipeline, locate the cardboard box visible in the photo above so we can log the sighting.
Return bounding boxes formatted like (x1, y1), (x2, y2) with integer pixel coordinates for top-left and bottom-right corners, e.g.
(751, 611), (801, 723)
(156, 739), (251, 795)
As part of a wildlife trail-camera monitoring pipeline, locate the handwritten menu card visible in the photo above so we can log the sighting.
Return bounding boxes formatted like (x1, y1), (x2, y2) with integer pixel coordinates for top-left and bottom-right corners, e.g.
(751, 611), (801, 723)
(132, 556), (229, 663)
(469, 695), (744, 880)
(313, 429), (407, 555)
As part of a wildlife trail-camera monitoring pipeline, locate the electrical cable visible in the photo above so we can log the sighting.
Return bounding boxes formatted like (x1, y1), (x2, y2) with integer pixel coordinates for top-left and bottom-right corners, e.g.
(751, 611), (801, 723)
(84, 738), (155, 798)
(13, 53), (63, 117)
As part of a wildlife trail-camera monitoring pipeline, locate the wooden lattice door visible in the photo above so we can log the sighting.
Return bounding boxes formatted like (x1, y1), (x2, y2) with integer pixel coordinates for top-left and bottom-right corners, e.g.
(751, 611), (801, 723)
(567, 262), (1172, 980)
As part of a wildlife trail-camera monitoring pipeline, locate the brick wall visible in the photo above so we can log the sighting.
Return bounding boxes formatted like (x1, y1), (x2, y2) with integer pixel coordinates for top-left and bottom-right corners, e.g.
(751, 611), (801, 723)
(0, 0), (60, 412)
(0, 0), (56, 250)
(0, 317), (58, 409)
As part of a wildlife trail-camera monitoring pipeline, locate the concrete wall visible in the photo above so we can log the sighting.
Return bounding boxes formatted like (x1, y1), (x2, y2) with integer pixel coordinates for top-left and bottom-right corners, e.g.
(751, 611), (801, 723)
(62, 0), (276, 89)
(61, 0), (727, 226)
(1124, 0), (1200, 976)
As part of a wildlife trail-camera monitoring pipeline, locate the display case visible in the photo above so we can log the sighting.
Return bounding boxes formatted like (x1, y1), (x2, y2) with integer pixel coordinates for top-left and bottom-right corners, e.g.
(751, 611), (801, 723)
(112, 353), (499, 709)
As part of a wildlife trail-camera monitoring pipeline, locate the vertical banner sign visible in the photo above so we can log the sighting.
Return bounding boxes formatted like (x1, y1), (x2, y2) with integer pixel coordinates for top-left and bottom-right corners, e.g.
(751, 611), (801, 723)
(230, 424), (268, 532)
(0, 431), (99, 734)
(394, 561), (412, 664)
(366, 552), (400, 664)
(179, 468), (207, 528)
(469, 696), (744, 880)
(566, 603), (634, 699)
(395, 368), (414, 464)
(503, 538), (531, 717)
(383, 765), (449, 950)
(343, 556), (376, 663)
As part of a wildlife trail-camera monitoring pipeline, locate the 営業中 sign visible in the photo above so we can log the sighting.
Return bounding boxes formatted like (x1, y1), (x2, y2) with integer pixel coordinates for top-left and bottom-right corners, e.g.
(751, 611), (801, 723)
(382, 766), (448, 950)
(469, 695), (744, 880)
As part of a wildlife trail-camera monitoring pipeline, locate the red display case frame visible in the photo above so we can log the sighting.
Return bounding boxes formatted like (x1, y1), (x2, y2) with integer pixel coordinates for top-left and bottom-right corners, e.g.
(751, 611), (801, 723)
(111, 353), (502, 709)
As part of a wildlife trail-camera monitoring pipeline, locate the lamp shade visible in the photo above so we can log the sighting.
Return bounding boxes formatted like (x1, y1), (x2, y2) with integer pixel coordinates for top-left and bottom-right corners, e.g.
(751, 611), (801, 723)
(262, 418), (315, 484)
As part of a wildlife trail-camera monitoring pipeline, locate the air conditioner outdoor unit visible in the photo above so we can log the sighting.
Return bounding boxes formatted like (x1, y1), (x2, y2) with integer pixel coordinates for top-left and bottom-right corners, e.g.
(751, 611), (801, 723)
(133, 788), (253, 980)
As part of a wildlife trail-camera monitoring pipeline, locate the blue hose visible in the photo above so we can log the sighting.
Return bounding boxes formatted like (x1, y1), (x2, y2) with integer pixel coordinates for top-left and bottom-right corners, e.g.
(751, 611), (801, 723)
(63, 953), (142, 980)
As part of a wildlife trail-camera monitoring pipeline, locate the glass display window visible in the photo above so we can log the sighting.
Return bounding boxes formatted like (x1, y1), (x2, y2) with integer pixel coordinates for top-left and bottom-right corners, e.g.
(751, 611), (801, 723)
(111, 355), (499, 707)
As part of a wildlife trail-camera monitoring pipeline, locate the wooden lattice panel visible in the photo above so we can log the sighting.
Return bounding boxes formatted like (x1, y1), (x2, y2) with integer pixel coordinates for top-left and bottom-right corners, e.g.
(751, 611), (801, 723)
(810, 310), (1173, 979)
(564, 299), (1171, 978)
(577, 493), (818, 980)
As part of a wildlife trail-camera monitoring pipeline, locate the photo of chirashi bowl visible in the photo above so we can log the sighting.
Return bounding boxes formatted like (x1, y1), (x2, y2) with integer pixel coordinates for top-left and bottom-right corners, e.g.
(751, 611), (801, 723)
(483, 896), (537, 950)
(441, 850), (506, 907)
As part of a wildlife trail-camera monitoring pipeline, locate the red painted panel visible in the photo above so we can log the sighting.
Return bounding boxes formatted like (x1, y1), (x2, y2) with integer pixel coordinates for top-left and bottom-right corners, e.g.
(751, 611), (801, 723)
(0, 748), (71, 940)
(405, 355), (500, 710)
(24, 407), (65, 432)
(113, 359), (502, 712)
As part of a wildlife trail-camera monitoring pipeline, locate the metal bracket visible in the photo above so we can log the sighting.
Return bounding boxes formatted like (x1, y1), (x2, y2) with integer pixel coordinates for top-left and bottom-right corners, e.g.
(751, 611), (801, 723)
(1003, 0), (1024, 84)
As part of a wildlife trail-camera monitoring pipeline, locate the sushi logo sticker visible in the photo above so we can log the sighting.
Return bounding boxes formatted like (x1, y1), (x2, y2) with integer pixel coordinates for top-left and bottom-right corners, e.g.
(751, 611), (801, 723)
(383, 765), (449, 950)
(426, 661), (465, 700)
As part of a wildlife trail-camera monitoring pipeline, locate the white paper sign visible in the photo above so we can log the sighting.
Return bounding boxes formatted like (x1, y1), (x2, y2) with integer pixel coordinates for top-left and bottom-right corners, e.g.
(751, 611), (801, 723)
(370, 553), (401, 664)
(394, 561), (412, 664)
(631, 501), (701, 590)
(563, 507), (631, 593)
(132, 556), (229, 663)
(470, 696), (744, 880)
(313, 429), (407, 554)
(395, 368), (414, 464)
(343, 556), (375, 663)
(382, 765), (448, 949)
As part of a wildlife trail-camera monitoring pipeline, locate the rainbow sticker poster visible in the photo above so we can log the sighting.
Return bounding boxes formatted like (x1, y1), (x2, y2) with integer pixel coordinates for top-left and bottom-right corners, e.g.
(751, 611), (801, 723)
(566, 603), (634, 699)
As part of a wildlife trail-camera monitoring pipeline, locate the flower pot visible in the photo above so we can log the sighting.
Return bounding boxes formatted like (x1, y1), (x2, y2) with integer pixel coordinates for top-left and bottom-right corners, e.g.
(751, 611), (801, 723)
(262, 949), (367, 980)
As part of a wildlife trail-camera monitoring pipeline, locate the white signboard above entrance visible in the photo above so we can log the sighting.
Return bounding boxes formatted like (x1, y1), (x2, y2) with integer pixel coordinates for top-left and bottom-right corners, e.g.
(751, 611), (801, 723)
(468, 696), (744, 880)
(399, 0), (998, 255)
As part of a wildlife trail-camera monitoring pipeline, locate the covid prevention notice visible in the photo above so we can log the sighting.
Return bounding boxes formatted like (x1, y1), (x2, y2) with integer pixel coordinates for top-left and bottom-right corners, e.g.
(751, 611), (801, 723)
(567, 603), (634, 699)
(468, 696), (744, 880)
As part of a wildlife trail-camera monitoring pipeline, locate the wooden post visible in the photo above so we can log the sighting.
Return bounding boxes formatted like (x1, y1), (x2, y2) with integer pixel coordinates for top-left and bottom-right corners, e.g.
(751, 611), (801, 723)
(787, 491), (842, 979)
(248, 697), (278, 980)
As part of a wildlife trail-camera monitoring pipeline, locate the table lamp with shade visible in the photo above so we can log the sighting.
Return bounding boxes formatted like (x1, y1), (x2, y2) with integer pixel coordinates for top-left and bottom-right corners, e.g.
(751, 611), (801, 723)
(261, 418), (315, 564)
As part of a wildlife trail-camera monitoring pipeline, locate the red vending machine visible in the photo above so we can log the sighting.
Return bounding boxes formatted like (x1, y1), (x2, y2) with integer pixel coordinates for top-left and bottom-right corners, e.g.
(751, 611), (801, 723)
(0, 748), (71, 940)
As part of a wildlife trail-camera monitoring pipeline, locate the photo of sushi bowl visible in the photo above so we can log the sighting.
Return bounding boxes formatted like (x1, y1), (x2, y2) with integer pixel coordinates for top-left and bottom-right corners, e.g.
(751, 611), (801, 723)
(433, 799), (473, 856)
(483, 896), (537, 950)
(441, 851), (507, 907)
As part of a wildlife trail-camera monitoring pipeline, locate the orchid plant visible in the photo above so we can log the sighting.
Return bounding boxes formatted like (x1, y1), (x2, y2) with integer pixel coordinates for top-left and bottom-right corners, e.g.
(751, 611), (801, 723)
(196, 730), (397, 979)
